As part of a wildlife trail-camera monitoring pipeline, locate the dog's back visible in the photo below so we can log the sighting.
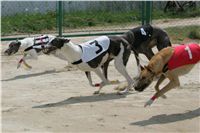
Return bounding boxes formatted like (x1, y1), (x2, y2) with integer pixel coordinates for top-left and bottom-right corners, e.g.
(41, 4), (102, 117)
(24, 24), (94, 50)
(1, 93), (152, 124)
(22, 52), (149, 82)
(168, 43), (200, 70)
(126, 25), (171, 48)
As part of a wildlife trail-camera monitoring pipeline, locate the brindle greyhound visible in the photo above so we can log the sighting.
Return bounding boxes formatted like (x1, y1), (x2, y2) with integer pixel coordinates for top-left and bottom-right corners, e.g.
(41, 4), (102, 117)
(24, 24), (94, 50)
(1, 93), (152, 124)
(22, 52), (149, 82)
(134, 43), (200, 107)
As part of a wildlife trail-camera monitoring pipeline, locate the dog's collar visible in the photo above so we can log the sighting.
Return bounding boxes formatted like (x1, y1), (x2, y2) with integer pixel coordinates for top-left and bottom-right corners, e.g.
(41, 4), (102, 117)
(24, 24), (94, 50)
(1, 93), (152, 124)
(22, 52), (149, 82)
(162, 63), (169, 73)
(146, 66), (156, 76)
(146, 64), (169, 78)
(71, 45), (83, 65)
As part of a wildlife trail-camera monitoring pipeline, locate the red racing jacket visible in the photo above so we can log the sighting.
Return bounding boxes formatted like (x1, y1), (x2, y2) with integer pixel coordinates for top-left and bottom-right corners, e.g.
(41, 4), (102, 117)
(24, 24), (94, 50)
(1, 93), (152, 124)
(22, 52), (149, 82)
(168, 43), (200, 70)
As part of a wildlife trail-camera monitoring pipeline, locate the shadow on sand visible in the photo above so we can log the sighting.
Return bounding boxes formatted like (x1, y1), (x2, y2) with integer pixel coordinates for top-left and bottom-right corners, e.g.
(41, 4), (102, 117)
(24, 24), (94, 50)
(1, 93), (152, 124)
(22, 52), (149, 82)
(1, 69), (66, 82)
(131, 107), (200, 126)
(32, 92), (136, 108)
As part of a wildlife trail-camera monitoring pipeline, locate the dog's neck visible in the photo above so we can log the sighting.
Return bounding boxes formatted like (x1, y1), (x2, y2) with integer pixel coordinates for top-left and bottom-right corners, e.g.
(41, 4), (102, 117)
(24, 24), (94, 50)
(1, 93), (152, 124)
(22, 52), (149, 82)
(55, 41), (82, 63)
(122, 31), (135, 45)
(148, 47), (174, 75)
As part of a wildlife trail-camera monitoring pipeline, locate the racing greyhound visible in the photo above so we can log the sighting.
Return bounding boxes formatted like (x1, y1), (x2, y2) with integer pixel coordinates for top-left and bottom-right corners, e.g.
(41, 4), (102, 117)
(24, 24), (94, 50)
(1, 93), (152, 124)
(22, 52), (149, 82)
(134, 43), (200, 107)
(43, 36), (134, 94)
(4, 35), (56, 68)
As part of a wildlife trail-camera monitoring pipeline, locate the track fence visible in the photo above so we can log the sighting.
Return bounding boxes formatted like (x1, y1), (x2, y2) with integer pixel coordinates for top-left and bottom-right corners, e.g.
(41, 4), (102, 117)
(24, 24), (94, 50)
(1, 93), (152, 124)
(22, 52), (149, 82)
(1, 1), (200, 41)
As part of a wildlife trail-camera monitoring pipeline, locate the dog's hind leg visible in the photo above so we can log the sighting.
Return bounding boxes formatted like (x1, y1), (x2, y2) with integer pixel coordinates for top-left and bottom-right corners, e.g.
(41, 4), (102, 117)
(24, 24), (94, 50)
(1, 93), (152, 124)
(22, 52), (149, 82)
(123, 48), (131, 66)
(132, 49), (143, 80)
(114, 45), (134, 94)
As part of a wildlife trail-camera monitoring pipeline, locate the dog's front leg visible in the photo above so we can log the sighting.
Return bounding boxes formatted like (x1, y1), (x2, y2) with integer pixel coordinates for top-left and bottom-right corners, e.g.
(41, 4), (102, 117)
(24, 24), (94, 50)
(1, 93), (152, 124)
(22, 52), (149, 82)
(154, 74), (167, 99)
(85, 71), (95, 87)
(17, 54), (32, 69)
(114, 55), (134, 95)
(93, 68), (109, 94)
(145, 75), (180, 107)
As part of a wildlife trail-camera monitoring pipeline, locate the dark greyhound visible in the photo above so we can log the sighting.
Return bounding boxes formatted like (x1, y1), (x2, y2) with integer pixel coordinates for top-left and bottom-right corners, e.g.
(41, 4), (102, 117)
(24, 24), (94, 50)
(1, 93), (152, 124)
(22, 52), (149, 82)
(102, 24), (171, 83)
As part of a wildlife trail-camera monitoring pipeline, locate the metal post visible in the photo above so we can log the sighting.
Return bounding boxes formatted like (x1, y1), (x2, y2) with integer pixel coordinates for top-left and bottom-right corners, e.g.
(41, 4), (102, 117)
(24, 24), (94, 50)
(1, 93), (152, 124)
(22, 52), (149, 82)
(58, 1), (63, 37)
(141, 1), (152, 25)
(146, 1), (152, 24)
(141, 1), (145, 25)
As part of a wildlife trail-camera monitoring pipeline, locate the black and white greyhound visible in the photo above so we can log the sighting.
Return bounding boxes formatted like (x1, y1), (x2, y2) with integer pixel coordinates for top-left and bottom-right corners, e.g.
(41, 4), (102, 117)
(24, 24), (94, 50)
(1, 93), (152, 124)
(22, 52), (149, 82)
(4, 35), (56, 68)
(43, 36), (133, 94)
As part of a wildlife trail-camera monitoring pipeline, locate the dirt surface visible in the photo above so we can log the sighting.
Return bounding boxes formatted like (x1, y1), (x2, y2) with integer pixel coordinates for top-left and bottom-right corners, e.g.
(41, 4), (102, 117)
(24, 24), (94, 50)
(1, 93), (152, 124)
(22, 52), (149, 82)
(1, 37), (200, 132)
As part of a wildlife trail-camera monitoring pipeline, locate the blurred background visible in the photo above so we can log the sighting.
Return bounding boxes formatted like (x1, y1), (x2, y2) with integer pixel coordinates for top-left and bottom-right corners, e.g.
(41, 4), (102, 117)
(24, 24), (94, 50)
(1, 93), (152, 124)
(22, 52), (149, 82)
(1, 1), (200, 43)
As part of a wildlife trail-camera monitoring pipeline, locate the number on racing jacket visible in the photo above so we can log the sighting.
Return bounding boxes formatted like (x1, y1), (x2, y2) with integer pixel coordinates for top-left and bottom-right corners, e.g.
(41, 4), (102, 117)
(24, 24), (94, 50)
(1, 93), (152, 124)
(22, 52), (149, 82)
(89, 40), (103, 54)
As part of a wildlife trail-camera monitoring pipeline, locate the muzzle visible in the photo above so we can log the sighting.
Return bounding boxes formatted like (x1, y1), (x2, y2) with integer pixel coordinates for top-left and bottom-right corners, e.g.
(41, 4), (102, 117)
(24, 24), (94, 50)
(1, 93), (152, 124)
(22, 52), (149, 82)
(4, 49), (16, 56)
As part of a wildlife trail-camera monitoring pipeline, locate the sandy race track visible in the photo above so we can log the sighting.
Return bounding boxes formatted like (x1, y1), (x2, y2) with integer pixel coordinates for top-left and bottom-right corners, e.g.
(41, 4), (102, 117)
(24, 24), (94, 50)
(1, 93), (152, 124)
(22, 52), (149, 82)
(1, 37), (200, 132)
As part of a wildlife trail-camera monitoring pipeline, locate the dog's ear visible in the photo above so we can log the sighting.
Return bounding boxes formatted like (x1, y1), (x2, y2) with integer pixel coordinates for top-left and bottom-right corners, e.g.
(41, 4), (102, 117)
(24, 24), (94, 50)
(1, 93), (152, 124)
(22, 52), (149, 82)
(61, 38), (70, 43)
(140, 65), (144, 71)
(64, 38), (70, 43)
(144, 65), (148, 70)
(17, 41), (21, 46)
(15, 39), (21, 46)
(144, 65), (153, 73)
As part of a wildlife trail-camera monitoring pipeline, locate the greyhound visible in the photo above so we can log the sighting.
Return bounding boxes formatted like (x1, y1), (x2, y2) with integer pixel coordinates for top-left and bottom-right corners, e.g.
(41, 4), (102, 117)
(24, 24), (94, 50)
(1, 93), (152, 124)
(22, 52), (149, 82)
(43, 36), (134, 94)
(4, 35), (56, 69)
(112, 24), (172, 91)
(122, 24), (171, 74)
(134, 43), (200, 107)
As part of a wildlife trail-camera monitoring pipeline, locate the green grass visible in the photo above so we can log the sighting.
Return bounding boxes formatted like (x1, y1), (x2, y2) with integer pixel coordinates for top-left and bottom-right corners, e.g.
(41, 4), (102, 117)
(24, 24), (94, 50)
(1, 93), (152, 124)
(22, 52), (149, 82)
(1, 12), (56, 35)
(165, 25), (200, 43)
(1, 8), (200, 36)
(63, 10), (140, 28)
(1, 10), (140, 35)
(152, 8), (200, 19)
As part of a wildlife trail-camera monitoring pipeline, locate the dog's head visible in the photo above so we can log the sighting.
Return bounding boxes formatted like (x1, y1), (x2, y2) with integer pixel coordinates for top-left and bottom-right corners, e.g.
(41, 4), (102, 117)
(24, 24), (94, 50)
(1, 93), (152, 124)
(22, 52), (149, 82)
(134, 66), (155, 92)
(43, 37), (70, 54)
(4, 41), (21, 56)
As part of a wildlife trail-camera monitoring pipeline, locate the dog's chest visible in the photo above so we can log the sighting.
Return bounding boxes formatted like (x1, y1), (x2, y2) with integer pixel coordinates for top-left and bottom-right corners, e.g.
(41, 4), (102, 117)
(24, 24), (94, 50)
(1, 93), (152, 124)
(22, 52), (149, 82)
(168, 44), (200, 70)
(76, 53), (109, 71)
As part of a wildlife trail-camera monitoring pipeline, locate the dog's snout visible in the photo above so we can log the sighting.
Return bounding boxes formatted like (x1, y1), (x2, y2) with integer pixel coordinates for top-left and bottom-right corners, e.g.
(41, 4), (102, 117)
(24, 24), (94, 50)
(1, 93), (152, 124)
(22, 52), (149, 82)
(134, 87), (144, 92)
(4, 49), (11, 56)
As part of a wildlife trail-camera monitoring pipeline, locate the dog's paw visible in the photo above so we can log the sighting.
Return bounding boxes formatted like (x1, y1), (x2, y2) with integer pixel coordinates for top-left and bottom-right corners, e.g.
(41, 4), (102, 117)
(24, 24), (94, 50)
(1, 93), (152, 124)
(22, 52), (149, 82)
(110, 80), (120, 84)
(144, 99), (154, 107)
(93, 90), (100, 95)
(129, 88), (134, 91)
(117, 88), (129, 95)
(161, 95), (167, 99)
(114, 82), (128, 91)
(17, 63), (21, 69)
